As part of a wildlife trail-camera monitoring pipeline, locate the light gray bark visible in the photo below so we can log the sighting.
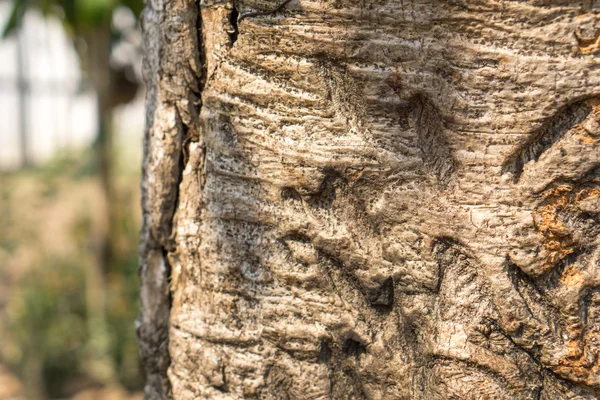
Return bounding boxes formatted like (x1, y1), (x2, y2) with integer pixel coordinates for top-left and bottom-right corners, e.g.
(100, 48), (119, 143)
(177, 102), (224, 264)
(138, 1), (600, 398)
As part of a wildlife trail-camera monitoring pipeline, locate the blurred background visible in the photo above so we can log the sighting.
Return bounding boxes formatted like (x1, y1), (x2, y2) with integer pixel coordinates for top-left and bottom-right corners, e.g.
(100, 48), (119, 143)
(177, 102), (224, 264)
(0, 0), (146, 398)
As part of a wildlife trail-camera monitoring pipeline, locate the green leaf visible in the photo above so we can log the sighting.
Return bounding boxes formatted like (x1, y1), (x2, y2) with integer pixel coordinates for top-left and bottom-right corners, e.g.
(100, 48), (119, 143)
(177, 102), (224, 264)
(74, 0), (116, 26)
(2, 0), (27, 38)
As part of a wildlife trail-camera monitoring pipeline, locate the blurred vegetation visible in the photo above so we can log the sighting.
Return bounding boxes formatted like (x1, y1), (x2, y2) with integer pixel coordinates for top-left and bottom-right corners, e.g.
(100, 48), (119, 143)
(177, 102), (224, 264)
(0, 149), (144, 399)
(3, 0), (144, 289)
(3, 0), (143, 36)
(1, 0), (145, 398)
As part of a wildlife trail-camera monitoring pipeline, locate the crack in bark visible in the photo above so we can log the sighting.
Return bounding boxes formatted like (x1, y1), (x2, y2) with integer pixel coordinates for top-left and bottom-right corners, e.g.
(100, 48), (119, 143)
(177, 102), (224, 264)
(138, 0), (206, 396)
(503, 100), (593, 183)
(237, 0), (294, 22)
(412, 95), (457, 187)
(228, 1), (239, 45)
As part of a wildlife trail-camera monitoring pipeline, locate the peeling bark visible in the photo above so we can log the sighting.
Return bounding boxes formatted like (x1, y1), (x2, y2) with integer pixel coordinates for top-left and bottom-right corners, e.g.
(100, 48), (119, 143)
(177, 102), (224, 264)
(139, 1), (600, 398)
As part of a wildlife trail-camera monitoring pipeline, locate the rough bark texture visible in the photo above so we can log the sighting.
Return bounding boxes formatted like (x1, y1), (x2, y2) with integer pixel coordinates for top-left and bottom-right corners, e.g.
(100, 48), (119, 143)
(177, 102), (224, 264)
(138, 1), (600, 398)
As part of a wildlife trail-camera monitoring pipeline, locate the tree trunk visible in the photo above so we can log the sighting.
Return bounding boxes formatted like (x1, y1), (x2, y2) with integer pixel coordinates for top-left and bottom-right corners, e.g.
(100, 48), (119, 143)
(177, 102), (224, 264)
(16, 27), (30, 168)
(84, 26), (118, 385)
(138, 1), (600, 399)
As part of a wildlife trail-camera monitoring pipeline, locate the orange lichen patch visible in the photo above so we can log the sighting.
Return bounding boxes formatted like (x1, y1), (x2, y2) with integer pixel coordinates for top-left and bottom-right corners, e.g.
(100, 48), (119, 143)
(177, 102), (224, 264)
(555, 335), (600, 387)
(561, 265), (586, 287)
(575, 30), (600, 55)
(571, 100), (600, 142)
(566, 342), (583, 362)
(556, 330), (596, 377)
(532, 185), (600, 273)
(575, 187), (600, 203)
(544, 184), (600, 388)
(587, 99), (600, 117)
(554, 359), (595, 382)
(344, 167), (365, 183)
(573, 124), (598, 144)
(565, 324), (585, 356)
(532, 186), (576, 272)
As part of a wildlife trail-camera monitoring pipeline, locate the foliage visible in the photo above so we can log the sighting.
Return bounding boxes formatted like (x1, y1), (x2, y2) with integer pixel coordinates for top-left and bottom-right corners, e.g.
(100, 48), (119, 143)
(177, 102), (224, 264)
(4, 258), (87, 395)
(0, 151), (144, 396)
(2, 0), (143, 37)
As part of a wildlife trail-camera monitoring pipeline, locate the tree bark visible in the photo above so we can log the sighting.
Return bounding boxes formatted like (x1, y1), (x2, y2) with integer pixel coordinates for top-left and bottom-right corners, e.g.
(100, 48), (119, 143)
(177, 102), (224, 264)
(138, 1), (600, 399)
